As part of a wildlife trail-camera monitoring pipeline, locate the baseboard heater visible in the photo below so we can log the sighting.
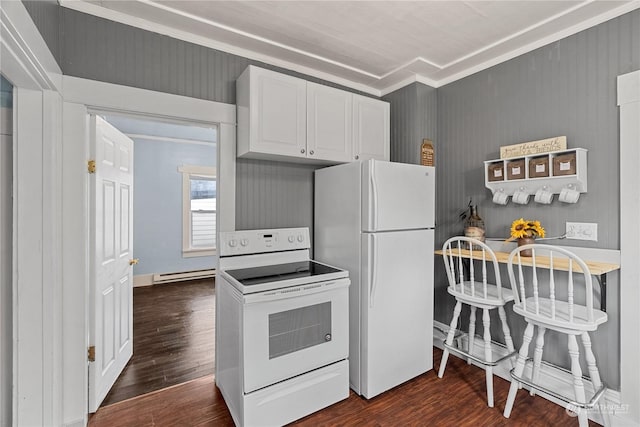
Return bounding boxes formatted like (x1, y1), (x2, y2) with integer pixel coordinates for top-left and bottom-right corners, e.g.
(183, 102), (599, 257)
(152, 269), (216, 284)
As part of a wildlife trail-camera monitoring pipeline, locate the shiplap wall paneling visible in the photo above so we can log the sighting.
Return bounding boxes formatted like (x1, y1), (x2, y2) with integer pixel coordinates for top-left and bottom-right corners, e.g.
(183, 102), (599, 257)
(431, 10), (639, 390)
(383, 82), (438, 165)
(37, 6), (380, 235)
(24, 0), (640, 395)
(236, 159), (318, 232)
(417, 83), (438, 162)
(384, 83), (417, 164)
(22, 0), (61, 64)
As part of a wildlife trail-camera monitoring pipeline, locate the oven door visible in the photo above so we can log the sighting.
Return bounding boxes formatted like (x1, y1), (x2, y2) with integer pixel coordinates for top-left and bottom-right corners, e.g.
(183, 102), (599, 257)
(242, 278), (350, 393)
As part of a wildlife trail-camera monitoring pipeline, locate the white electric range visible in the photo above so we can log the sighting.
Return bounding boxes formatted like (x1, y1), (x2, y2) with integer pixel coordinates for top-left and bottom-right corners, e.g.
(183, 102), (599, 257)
(215, 227), (350, 427)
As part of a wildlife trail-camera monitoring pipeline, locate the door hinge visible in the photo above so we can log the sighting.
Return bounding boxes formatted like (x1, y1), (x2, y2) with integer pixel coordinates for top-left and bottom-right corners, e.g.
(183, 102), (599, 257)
(87, 160), (96, 174)
(88, 346), (95, 362)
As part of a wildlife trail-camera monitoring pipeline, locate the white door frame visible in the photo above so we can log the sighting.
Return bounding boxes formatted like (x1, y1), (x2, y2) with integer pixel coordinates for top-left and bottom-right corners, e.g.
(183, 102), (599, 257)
(3, 4), (237, 425)
(62, 75), (236, 425)
(0, 103), (12, 427)
(1, 2), (63, 426)
(618, 69), (640, 425)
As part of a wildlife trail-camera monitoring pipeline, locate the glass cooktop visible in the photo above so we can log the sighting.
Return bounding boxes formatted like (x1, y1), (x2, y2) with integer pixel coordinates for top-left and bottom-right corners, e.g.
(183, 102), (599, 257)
(225, 261), (343, 286)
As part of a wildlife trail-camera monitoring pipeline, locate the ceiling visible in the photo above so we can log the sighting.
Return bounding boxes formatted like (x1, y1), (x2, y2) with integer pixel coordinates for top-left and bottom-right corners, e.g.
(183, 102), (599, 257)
(60, 1), (639, 96)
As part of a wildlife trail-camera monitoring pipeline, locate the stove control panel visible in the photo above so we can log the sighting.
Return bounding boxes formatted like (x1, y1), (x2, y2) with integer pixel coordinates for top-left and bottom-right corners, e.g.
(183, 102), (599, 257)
(219, 227), (310, 256)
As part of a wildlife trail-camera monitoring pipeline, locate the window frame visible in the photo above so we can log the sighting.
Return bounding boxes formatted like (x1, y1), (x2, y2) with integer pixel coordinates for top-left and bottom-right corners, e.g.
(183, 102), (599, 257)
(179, 164), (217, 257)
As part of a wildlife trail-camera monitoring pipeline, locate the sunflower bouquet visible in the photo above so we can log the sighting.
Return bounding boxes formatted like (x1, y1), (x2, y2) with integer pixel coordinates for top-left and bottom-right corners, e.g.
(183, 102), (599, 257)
(507, 218), (545, 241)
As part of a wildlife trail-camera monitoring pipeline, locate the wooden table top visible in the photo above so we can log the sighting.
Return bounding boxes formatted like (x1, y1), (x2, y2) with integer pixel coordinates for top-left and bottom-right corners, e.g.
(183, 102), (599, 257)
(434, 248), (620, 276)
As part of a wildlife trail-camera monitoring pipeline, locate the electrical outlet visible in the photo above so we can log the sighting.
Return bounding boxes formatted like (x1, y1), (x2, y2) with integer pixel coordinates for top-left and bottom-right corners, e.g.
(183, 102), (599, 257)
(565, 222), (598, 241)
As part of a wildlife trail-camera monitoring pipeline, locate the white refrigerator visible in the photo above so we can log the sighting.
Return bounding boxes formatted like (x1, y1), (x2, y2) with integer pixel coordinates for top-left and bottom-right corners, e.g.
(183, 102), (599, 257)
(314, 159), (435, 399)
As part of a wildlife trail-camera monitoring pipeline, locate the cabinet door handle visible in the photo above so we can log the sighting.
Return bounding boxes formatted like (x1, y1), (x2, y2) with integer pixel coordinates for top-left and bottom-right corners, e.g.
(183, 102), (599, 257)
(300, 148), (306, 154)
(355, 155), (360, 160)
(309, 150), (314, 155)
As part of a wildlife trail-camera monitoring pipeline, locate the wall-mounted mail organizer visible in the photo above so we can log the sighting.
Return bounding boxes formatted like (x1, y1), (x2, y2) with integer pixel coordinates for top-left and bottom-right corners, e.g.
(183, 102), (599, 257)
(484, 148), (587, 205)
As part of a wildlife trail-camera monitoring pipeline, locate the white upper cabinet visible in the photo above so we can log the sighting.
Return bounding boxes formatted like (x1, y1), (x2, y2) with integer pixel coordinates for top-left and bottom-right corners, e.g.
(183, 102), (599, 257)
(307, 82), (353, 163)
(237, 66), (307, 160)
(237, 65), (389, 164)
(353, 94), (390, 162)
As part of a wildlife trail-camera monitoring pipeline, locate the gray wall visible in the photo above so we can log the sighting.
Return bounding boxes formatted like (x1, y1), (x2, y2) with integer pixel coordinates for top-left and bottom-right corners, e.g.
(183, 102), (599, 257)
(0, 74), (13, 427)
(383, 82), (438, 165)
(236, 159), (316, 231)
(433, 10), (635, 390)
(23, 0), (639, 390)
(132, 139), (216, 276)
(22, 1), (60, 62)
(22, 3), (377, 234)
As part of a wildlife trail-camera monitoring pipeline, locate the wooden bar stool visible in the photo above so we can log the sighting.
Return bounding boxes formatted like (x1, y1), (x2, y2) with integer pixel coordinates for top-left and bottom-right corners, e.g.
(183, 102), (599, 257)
(503, 244), (609, 427)
(438, 237), (516, 408)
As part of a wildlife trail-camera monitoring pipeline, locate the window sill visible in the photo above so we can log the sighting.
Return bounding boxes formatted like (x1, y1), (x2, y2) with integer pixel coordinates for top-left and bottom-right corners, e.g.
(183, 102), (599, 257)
(183, 248), (217, 258)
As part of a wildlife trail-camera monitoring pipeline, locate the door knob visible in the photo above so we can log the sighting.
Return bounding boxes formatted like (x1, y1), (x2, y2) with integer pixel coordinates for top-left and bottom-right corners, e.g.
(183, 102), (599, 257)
(129, 258), (139, 265)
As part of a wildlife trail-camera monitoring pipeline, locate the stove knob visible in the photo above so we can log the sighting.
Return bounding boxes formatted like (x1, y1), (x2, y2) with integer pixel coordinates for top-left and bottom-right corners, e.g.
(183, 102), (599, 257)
(288, 235), (295, 243)
(229, 239), (237, 248)
(240, 239), (248, 247)
(297, 234), (304, 243)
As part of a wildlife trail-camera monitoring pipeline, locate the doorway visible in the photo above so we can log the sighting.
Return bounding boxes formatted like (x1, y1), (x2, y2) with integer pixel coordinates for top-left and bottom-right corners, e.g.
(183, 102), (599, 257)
(58, 74), (235, 426)
(94, 114), (218, 407)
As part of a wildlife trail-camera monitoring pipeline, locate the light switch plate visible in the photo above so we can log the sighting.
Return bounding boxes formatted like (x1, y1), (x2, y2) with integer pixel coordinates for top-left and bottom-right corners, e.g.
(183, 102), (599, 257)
(565, 222), (598, 241)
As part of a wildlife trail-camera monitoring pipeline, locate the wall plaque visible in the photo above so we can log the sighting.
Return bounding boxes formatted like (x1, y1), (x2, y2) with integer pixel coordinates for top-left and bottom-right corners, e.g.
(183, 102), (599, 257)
(500, 136), (567, 159)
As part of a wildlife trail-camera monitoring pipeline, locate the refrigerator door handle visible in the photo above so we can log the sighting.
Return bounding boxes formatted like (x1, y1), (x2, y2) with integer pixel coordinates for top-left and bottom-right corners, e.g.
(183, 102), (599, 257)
(370, 161), (378, 230)
(369, 234), (378, 308)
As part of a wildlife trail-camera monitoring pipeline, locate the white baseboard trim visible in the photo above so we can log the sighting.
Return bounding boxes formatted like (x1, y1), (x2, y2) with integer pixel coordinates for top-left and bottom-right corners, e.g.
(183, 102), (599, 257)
(433, 320), (633, 426)
(63, 419), (85, 427)
(152, 269), (216, 284)
(133, 269), (217, 287)
(133, 274), (154, 287)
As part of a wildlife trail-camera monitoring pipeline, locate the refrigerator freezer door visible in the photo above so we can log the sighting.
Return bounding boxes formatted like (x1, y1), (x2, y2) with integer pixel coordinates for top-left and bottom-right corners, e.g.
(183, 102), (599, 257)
(362, 160), (435, 232)
(360, 229), (434, 398)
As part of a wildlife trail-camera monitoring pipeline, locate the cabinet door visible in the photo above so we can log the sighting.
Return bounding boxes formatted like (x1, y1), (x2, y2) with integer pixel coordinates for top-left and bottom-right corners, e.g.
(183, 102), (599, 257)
(353, 95), (390, 161)
(251, 68), (307, 158)
(307, 82), (352, 163)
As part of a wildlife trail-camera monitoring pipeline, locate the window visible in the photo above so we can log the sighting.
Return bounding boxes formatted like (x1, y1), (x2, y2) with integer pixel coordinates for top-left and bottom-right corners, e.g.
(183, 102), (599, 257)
(180, 165), (216, 257)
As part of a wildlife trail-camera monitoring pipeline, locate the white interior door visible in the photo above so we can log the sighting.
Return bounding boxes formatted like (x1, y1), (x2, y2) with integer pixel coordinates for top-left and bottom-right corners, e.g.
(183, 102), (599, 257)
(88, 115), (134, 412)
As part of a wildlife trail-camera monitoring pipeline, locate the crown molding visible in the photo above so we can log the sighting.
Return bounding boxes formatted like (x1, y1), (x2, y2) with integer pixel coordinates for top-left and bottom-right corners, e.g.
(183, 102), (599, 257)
(59, 0), (640, 96)
(0, 1), (62, 91)
(434, 0), (640, 88)
(59, 0), (383, 96)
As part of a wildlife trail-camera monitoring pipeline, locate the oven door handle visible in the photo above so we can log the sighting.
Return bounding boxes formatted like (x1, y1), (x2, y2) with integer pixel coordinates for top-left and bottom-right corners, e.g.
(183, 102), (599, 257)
(243, 278), (350, 304)
(369, 234), (378, 308)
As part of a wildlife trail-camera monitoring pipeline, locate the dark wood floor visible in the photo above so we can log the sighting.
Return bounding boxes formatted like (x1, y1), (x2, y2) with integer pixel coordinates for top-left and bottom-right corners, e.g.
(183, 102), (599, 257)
(90, 347), (600, 426)
(101, 278), (215, 406)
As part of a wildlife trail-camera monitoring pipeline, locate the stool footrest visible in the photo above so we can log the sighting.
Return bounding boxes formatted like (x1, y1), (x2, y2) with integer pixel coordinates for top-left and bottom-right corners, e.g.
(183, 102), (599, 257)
(444, 342), (516, 367)
(434, 325), (464, 341)
(510, 368), (607, 409)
